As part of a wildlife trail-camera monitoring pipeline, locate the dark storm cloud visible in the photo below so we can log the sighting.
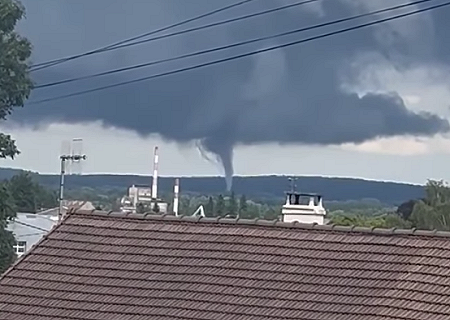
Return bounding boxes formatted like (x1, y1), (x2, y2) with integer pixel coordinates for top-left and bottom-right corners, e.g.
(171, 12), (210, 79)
(12, 0), (450, 189)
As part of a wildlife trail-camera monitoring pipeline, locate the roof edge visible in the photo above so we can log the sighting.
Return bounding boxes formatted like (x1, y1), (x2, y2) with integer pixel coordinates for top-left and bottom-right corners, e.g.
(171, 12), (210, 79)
(0, 211), (65, 281)
(69, 209), (450, 238)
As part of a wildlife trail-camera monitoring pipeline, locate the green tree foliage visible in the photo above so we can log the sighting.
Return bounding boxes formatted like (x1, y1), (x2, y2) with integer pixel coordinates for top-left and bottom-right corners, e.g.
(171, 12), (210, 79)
(330, 180), (450, 231)
(35, 185), (58, 210)
(410, 180), (450, 231)
(8, 172), (36, 212)
(0, 181), (16, 273)
(396, 199), (419, 221)
(383, 213), (412, 229)
(205, 196), (214, 217)
(228, 191), (238, 216)
(63, 186), (124, 211)
(0, 172), (57, 274)
(0, 0), (33, 159)
(263, 207), (278, 220)
(329, 213), (411, 229)
(239, 194), (248, 217)
(216, 194), (225, 216)
(0, 0), (33, 274)
(8, 172), (57, 212)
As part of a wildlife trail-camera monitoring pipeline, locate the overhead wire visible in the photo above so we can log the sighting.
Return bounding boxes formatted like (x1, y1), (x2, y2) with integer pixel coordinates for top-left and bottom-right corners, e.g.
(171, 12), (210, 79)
(34, 0), (438, 90)
(14, 232), (47, 238)
(31, 0), (319, 76)
(11, 220), (51, 232)
(27, 0), (450, 105)
(29, 0), (259, 72)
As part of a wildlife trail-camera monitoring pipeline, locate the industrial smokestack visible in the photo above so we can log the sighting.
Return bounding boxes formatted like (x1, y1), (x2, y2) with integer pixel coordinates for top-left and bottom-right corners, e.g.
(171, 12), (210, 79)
(173, 178), (179, 216)
(151, 146), (159, 199)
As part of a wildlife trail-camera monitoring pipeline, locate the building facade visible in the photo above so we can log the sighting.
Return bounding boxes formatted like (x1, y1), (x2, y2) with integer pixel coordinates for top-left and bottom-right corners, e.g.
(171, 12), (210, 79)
(7, 212), (58, 257)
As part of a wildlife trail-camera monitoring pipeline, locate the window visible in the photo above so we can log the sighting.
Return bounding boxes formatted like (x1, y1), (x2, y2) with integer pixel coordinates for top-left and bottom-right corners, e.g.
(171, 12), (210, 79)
(13, 241), (27, 255)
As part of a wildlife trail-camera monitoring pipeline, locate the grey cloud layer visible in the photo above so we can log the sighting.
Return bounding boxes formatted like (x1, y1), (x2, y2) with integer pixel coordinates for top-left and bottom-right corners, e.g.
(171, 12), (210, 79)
(13, 0), (450, 188)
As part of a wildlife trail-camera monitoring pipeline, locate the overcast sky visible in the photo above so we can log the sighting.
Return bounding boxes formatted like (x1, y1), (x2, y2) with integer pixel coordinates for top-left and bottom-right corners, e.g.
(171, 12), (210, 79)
(2, 0), (450, 185)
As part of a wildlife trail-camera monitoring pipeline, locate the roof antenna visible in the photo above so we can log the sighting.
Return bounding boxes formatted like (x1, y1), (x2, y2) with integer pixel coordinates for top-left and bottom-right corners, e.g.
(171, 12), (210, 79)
(58, 138), (87, 222)
(288, 177), (298, 193)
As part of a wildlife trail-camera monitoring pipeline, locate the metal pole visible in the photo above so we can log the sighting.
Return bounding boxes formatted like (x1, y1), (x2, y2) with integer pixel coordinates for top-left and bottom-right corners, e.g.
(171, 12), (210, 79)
(58, 157), (66, 222)
(57, 154), (86, 222)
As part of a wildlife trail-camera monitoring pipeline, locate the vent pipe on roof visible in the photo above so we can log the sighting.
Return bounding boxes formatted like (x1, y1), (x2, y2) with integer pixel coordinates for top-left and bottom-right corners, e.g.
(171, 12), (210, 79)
(151, 146), (159, 199)
(173, 178), (179, 216)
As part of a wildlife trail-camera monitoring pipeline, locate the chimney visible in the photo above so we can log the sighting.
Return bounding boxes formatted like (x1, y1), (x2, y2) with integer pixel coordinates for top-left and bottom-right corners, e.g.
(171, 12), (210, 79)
(173, 178), (180, 216)
(151, 146), (159, 199)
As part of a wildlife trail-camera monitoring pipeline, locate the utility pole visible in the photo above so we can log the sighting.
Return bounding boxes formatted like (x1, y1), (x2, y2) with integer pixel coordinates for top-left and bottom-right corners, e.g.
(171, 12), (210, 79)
(58, 154), (86, 222)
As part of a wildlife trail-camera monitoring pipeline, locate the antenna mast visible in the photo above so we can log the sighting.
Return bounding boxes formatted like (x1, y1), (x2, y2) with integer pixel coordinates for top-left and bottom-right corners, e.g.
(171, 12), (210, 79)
(58, 139), (87, 222)
(288, 177), (298, 193)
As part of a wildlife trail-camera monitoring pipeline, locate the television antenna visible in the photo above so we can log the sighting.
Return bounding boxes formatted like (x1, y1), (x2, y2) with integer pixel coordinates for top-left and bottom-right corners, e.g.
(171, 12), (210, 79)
(288, 177), (298, 193)
(58, 138), (87, 222)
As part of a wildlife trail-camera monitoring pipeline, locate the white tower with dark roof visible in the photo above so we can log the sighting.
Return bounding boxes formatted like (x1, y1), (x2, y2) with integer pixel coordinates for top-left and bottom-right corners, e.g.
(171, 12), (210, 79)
(279, 178), (326, 224)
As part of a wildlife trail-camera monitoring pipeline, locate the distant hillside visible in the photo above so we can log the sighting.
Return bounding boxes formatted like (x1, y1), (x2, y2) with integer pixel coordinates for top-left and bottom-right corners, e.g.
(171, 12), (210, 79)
(0, 168), (424, 205)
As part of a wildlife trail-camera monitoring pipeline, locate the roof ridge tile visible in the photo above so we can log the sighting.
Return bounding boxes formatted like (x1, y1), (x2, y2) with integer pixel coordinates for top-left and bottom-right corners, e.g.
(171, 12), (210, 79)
(68, 209), (450, 238)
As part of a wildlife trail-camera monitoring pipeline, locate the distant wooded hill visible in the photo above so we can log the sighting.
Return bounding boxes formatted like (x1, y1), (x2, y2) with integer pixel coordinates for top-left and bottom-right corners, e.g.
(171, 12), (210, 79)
(0, 167), (424, 205)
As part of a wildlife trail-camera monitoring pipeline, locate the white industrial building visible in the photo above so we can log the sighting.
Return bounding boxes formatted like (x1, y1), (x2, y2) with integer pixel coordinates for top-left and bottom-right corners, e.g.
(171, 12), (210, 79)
(120, 146), (177, 214)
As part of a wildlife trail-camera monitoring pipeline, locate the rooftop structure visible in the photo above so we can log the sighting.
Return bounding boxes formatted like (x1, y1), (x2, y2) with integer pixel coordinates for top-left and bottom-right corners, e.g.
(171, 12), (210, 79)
(280, 191), (326, 224)
(1, 209), (449, 319)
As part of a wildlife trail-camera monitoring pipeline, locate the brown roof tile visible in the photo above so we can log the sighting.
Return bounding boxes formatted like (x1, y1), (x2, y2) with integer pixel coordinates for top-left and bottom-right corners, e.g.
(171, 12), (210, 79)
(2, 209), (450, 319)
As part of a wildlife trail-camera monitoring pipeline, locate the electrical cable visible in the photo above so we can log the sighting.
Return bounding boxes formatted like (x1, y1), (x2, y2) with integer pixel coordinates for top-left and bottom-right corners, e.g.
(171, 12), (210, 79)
(12, 220), (50, 232)
(28, 1), (450, 105)
(29, 0), (259, 72)
(34, 0), (438, 90)
(14, 232), (47, 238)
(31, 0), (319, 75)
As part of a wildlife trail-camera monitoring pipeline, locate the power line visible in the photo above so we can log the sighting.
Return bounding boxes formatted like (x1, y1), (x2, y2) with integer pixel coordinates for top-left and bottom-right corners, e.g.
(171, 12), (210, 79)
(28, 1), (450, 105)
(29, 0), (259, 72)
(12, 220), (50, 232)
(14, 232), (47, 238)
(34, 0), (436, 90)
(32, 0), (319, 77)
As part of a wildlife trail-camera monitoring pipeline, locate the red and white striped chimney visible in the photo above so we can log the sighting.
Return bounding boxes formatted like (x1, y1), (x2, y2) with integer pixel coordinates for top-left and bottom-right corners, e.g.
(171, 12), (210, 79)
(173, 178), (179, 216)
(151, 146), (159, 199)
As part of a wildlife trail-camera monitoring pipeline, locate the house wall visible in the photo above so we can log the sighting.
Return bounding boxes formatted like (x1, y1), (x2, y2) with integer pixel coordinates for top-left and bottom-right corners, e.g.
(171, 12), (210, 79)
(7, 213), (58, 257)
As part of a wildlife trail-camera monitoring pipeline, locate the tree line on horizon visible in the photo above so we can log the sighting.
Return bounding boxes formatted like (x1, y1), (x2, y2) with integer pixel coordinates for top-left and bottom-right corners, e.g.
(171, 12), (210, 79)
(2, 0), (450, 276)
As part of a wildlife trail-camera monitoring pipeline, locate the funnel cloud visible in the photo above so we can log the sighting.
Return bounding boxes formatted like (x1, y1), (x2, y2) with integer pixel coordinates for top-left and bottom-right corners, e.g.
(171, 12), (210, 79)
(13, 0), (450, 190)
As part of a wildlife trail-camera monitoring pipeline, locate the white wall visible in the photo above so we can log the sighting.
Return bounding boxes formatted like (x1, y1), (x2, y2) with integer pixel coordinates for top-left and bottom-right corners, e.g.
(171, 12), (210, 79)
(282, 213), (325, 225)
(7, 213), (58, 257)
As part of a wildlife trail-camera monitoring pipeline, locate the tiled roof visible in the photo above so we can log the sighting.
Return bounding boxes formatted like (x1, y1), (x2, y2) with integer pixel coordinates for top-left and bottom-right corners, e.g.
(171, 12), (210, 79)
(1, 209), (450, 319)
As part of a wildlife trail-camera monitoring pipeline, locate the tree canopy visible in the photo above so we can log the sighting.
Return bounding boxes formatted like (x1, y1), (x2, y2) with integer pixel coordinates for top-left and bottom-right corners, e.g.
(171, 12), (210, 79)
(0, 0), (33, 159)
(0, 0), (33, 274)
(410, 180), (450, 231)
(8, 172), (58, 212)
(0, 181), (16, 273)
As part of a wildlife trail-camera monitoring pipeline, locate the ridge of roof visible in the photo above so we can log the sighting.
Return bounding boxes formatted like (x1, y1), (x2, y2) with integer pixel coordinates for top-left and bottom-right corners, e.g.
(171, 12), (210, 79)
(69, 208), (450, 238)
